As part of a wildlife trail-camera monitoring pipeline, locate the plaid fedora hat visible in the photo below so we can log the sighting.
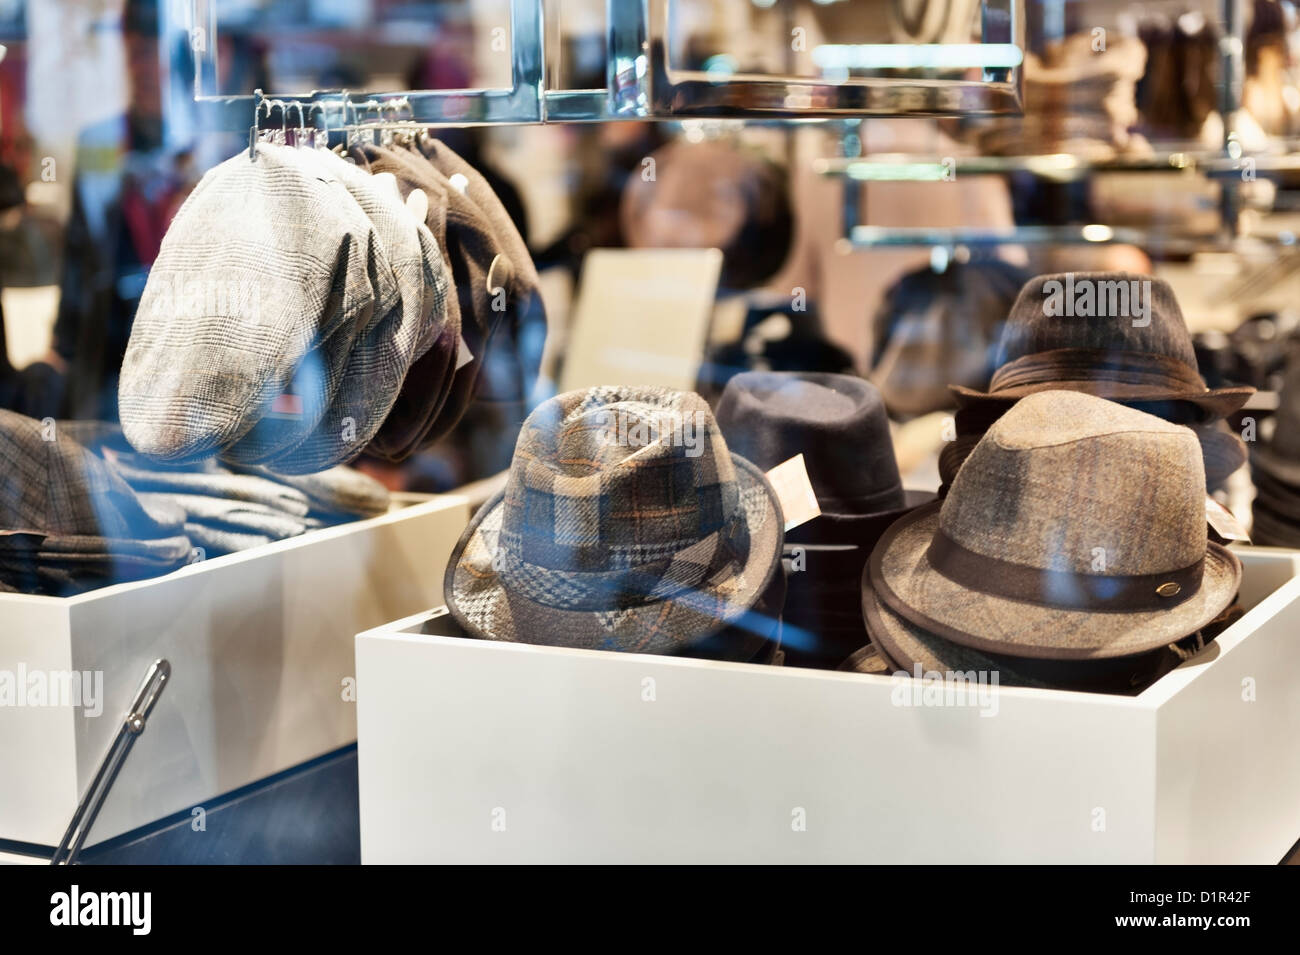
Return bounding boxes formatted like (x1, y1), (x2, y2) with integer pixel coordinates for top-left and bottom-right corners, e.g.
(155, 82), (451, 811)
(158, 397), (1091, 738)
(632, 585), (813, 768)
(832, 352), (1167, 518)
(715, 371), (931, 668)
(869, 391), (1241, 660)
(444, 386), (785, 659)
(951, 272), (1254, 420)
(121, 144), (380, 462)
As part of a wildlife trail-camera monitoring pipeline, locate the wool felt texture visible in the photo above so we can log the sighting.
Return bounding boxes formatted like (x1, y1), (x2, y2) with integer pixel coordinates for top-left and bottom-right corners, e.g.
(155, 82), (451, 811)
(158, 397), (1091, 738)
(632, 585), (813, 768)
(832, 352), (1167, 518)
(120, 144), (379, 462)
(349, 143), (469, 461)
(412, 136), (545, 442)
(220, 147), (393, 465)
(951, 271), (1254, 418)
(869, 391), (1241, 660)
(267, 151), (450, 473)
(445, 386), (785, 658)
(715, 371), (931, 668)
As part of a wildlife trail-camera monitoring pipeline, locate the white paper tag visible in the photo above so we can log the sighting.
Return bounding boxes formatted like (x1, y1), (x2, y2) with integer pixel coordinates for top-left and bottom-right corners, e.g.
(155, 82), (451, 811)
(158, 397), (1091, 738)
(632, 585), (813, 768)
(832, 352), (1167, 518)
(766, 454), (821, 532)
(1206, 496), (1251, 543)
(455, 334), (475, 370)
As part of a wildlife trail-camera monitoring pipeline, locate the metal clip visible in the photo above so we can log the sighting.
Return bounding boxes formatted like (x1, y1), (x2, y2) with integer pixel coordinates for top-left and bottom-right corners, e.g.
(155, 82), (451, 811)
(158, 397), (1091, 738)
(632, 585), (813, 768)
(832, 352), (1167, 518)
(50, 659), (172, 865)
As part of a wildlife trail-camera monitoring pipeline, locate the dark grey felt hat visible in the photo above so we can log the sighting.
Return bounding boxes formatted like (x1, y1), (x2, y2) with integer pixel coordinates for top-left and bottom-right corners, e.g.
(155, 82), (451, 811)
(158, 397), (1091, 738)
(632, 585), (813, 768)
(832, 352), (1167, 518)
(951, 272), (1254, 420)
(868, 391), (1241, 661)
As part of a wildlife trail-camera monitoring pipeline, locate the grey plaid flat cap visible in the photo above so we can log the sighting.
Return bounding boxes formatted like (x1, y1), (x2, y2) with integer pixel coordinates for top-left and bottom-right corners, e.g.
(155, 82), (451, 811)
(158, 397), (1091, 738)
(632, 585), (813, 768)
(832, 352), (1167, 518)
(121, 143), (380, 462)
(268, 150), (450, 473)
(445, 386), (785, 659)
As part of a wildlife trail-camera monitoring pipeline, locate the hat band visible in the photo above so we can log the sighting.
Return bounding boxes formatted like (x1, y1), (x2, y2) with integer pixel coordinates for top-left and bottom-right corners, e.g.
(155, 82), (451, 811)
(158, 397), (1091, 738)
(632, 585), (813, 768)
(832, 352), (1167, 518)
(989, 348), (1210, 397)
(926, 529), (1205, 612)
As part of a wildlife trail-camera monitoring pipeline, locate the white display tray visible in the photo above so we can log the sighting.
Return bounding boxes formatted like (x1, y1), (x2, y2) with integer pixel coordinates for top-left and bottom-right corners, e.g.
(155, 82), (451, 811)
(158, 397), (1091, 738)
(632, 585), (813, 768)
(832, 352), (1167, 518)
(355, 547), (1300, 864)
(0, 493), (469, 849)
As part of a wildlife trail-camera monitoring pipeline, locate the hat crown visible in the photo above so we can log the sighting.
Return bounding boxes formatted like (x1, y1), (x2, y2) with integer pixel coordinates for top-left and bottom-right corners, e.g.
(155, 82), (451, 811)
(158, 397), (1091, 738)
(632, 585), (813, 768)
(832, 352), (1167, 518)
(496, 388), (744, 607)
(715, 372), (904, 514)
(998, 272), (1196, 368)
(941, 391), (1207, 577)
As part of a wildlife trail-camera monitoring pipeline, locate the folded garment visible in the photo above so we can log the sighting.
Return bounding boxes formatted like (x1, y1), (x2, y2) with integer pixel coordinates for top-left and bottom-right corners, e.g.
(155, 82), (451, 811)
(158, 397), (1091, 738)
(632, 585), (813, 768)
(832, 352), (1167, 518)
(182, 523), (279, 558)
(0, 532), (194, 595)
(107, 454), (312, 517)
(138, 492), (308, 541)
(229, 463), (391, 519)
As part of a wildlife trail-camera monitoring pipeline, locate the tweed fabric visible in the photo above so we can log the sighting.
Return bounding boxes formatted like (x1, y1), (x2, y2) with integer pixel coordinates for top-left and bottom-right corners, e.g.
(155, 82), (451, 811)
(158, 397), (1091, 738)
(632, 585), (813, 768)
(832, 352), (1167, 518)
(121, 144), (379, 462)
(938, 417), (1249, 491)
(870, 392), (1241, 659)
(413, 137), (545, 446)
(0, 409), (183, 541)
(445, 386), (784, 657)
(108, 455), (311, 518)
(269, 151), (450, 473)
(353, 144), (465, 461)
(138, 492), (307, 541)
(220, 148), (391, 465)
(951, 271), (1254, 418)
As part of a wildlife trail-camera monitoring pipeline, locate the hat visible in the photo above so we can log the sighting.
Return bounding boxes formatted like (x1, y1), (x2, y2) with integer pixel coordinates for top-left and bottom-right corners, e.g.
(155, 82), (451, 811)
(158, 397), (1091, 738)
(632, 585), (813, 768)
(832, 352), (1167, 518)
(348, 144), (463, 463)
(121, 144), (380, 462)
(412, 136), (545, 442)
(868, 391), (1241, 660)
(939, 416), (1249, 490)
(714, 372), (932, 668)
(266, 151), (450, 473)
(951, 272), (1254, 419)
(444, 386), (785, 659)
(1252, 339), (1300, 486)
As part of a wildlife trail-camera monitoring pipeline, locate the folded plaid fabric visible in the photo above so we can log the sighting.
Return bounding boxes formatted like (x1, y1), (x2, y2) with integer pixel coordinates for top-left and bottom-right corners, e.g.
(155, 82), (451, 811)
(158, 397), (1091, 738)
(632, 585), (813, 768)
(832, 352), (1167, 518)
(121, 144), (380, 462)
(269, 150), (450, 473)
(108, 454), (311, 518)
(232, 463), (391, 519)
(137, 492), (308, 541)
(0, 531), (194, 595)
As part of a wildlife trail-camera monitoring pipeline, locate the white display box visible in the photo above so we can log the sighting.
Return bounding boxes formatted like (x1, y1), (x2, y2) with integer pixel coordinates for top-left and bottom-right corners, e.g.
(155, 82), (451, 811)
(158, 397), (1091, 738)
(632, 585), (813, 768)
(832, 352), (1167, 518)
(0, 493), (469, 850)
(355, 547), (1300, 864)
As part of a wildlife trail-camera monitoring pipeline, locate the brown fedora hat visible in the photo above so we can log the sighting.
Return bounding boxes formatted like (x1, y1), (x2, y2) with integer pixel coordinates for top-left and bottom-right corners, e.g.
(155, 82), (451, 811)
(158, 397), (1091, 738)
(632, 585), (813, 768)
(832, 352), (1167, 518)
(869, 391), (1241, 660)
(951, 272), (1254, 420)
(939, 417), (1248, 490)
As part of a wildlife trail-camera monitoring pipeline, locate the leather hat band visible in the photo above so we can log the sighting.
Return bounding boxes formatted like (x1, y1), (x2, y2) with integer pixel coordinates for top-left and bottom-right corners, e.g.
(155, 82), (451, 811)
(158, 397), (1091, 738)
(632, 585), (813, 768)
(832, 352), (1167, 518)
(989, 348), (1210, 396)
(926, 528), (1205, 612)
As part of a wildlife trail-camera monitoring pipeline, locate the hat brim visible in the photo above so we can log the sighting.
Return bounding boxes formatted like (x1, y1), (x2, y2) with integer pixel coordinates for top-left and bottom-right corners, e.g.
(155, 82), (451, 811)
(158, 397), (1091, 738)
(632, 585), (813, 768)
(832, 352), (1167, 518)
(868, 502), (1242, 660)
(444, 455), (785, 660)
(862, 585), (1185, 692)
(950, 381), (1254, 421)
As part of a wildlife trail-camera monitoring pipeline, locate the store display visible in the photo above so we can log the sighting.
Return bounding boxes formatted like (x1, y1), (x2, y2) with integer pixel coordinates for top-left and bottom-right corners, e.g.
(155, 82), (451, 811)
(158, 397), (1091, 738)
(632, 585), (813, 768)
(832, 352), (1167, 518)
(715, 370), (929, 669)
(0, 409), (192, 595)
(868, 258), (1028, 419)
(866, 391), (1242, 681)
(940, 271), (1255, 489)
(444, 386), (785, 662)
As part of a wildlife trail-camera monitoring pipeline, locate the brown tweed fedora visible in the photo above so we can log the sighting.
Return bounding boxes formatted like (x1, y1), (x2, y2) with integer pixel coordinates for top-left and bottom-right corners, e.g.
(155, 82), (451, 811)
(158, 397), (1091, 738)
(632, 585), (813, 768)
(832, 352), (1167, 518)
(869, 391), (1241, 660)
(951, 272), (1254, 420)
(444, 386), (785, 659)
(938, 417), (1249, 490)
